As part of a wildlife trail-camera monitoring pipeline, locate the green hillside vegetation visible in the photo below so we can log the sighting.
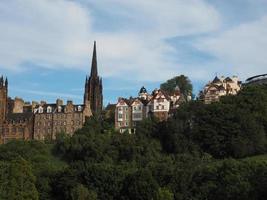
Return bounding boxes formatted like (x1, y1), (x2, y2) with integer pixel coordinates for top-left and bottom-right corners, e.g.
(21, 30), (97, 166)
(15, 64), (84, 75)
(0, 84), (267, 200)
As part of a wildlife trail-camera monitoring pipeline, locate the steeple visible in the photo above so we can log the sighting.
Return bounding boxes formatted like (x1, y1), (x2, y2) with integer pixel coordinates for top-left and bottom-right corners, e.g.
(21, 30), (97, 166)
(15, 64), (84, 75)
(90, 41), (98, 78)
(84, 41), (103, 115)
(5, 77), (8, 88)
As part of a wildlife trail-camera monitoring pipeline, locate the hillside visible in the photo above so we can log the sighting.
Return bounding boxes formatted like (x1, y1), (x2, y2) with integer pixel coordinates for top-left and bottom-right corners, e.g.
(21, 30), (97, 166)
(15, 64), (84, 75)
(0, 84), (267, 200)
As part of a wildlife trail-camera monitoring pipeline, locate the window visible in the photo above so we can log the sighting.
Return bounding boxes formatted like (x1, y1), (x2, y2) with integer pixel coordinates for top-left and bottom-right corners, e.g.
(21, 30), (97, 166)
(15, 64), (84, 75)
(47, 106), (52, 113)
(156, 106), (159, 110)
(118, 107), (122, 111)
(78, 106), (82, 111)
(38, 106), (43, 113)
(133, 113), (142, 119)
(161, 105), (164, 109)
(118, 114), (123, 119)
(125, 122), (128, 126)
(58, 106), (62, 112)
(12, 127), (16, 134)
(157, 98), (164, 103)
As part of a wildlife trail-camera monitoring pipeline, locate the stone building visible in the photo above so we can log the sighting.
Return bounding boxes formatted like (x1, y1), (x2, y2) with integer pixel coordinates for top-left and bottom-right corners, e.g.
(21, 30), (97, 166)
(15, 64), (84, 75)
(0, 42), (104, 144)
(84, 41), (103, 115)
(115, 86), (186, 133)
(199, 75), (242, 104)
(33, 99), (91, 140)
(1, 113), (33, 144)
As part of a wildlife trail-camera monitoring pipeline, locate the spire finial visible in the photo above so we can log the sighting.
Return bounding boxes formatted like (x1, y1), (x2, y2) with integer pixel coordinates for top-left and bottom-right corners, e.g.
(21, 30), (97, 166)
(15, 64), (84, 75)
(90, 41), (98, 77)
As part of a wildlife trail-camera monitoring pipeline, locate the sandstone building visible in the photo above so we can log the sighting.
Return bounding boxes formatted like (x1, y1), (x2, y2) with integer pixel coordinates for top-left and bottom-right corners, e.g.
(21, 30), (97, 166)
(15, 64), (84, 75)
(199, 75), (241, 104)
(0, 42), (103, 144)
(115, 86), (186, 133)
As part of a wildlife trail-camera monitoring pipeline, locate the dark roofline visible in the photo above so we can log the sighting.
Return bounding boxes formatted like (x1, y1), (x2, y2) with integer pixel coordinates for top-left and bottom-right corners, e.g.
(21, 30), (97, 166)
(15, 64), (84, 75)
(246, 74), (267, 82)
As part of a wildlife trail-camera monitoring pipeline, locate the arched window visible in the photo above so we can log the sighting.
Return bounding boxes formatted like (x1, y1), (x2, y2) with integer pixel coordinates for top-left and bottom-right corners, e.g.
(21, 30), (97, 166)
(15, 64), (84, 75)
(58, 106), (62, 112)
(38, 106), (43, 113)
(47, 106), (52, 113)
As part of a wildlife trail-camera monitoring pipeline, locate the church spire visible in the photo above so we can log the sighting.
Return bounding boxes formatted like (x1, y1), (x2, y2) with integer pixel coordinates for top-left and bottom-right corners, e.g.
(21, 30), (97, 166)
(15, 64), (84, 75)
(90, 41), (98, 77)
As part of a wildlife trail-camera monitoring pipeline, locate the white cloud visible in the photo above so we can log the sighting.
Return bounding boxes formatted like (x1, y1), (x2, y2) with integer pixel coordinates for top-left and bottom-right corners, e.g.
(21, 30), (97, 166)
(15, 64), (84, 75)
(12, 88), (82, 100)
(196, 15), (267, 80)
(0, 0), (92, 70)
(0, 0), (222, 82)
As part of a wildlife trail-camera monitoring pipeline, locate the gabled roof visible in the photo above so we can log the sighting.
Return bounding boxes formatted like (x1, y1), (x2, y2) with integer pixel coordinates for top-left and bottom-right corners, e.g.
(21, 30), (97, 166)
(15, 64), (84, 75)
(212, 76), (222, 83)
(206, 84), (225, 92)
(150, 89), (171, 102)
(224, 77), (233, 82)
(117, 98), (131, 106)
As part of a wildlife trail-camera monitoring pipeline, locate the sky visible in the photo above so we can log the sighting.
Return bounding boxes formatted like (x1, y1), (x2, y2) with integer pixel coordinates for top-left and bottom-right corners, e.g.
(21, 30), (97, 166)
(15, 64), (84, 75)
(0, 0), (267, 105)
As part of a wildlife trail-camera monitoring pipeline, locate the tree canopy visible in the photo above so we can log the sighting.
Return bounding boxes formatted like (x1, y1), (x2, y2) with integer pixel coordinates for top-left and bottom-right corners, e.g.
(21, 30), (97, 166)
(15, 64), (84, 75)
(0, 84), (267, 200)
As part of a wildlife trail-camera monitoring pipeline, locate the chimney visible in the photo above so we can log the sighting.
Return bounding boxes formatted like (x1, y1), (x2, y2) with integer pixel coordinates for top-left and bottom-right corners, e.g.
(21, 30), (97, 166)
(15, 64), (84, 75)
(56, 99), (64, 106)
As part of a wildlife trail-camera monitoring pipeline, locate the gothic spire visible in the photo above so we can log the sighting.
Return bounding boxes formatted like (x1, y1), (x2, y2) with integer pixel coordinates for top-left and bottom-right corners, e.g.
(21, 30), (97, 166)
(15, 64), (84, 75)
(90, 41), (98, 78)
(5, 77), (8, 88)
(0, 76), (3, 86)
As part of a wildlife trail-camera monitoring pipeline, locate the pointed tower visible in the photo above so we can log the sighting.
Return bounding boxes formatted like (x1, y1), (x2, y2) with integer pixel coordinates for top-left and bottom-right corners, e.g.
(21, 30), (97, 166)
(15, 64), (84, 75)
(84, 41), (103, 115)
(0, 76), (8, 124)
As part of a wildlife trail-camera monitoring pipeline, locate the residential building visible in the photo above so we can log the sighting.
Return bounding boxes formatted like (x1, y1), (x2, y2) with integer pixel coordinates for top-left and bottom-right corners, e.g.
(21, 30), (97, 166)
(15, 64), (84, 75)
(199, 75), (241, 104)
(115, 86), (186, 133)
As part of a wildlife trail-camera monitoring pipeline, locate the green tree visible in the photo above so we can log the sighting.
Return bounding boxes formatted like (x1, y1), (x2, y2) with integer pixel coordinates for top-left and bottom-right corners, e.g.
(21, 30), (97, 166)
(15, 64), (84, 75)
(70, 184), (97, 200)
(0, 158), (39, 200)
(121, 169), (159, 200)
(157, 188), (174, 200)
(160, 75), (193, 99)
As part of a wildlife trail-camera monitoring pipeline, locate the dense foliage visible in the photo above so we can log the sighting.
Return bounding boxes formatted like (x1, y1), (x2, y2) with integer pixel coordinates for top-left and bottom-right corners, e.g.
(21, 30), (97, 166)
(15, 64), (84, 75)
(160, 75), (193, 98)
(0, 84), (267, 200)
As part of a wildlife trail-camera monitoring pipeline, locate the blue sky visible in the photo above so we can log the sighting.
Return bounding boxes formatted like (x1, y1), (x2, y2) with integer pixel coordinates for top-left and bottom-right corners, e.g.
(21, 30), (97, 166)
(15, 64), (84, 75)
(0, 0), (267, 106)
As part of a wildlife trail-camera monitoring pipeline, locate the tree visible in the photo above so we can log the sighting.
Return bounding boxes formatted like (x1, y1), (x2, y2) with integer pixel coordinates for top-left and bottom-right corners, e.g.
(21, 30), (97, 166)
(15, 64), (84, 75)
(160, 75), (193, 99)
(121, 169), (159, 200)
(157, 188), (174, 200)
(0, 157), (39, 200)
(70, 184), (97, 200)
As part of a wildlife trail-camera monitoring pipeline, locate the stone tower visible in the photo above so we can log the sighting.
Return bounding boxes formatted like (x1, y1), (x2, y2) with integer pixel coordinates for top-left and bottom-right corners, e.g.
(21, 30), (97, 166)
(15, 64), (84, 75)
(84, 41), (103, 115)
(0, 76), (8, 124)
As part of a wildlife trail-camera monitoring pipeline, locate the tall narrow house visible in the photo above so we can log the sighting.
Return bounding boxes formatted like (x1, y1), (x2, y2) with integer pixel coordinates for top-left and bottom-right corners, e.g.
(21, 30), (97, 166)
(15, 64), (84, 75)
(84, 41), (103, 115)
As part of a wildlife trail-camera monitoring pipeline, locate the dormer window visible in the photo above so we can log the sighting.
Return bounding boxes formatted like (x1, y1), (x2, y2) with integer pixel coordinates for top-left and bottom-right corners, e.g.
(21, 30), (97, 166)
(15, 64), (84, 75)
(47, 106), (52, 113)
(58, 106), (62, 112)
(38, 106), (43, 113)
